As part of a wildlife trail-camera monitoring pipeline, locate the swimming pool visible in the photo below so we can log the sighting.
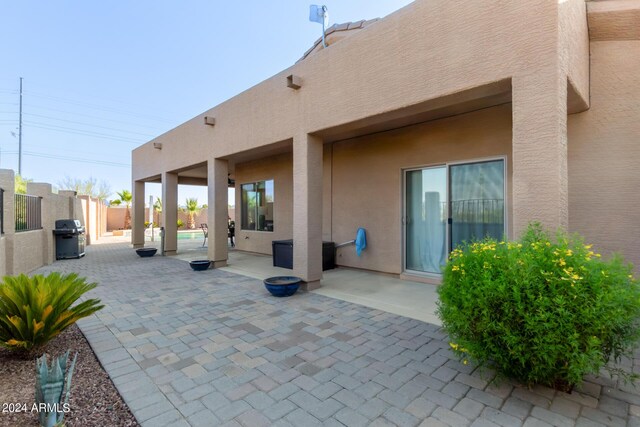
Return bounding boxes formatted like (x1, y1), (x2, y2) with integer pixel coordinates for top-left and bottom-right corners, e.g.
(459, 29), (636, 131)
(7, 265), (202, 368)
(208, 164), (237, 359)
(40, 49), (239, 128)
(144, 230), (204, 241)
(178, 231), (202, 240)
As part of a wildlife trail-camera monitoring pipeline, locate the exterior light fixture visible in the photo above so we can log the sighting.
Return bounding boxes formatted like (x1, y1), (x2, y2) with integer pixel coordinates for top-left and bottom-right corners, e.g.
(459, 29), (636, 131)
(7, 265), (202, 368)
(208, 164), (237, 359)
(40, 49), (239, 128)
(153, 142), (162, 149)
(204, 116), (216, 126)
(287, 75), (302, 90)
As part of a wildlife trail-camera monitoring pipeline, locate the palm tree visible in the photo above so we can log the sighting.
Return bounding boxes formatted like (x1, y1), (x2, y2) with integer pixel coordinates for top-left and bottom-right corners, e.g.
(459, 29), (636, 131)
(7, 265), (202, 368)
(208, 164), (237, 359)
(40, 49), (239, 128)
(153, 198), (162, 226)
(185, 198), (200, 229)
(117, 190), (133, 229)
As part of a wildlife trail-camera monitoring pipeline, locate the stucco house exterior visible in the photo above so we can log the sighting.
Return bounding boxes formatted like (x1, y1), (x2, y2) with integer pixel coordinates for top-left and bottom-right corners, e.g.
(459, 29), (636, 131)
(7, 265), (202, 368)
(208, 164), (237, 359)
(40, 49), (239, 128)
(131, 0), (640, 289)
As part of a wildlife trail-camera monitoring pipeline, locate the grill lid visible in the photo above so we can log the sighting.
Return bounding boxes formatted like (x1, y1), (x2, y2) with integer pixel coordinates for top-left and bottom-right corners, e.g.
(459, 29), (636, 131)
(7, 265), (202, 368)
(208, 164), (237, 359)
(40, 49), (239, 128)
(54, 219), (84, 234)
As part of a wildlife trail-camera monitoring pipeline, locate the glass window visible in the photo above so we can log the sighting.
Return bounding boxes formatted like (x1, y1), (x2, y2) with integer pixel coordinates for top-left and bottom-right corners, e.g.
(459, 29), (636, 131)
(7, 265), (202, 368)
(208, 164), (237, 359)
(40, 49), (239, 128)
(241, 179), (274, 231)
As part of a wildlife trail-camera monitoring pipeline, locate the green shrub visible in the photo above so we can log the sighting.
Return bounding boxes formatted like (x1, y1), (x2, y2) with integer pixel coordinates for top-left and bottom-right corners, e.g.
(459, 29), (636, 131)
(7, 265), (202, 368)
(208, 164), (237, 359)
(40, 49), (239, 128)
(0, 273), (104, 351)
(177, 219), (184, 229)
(437, 224), (640, 390)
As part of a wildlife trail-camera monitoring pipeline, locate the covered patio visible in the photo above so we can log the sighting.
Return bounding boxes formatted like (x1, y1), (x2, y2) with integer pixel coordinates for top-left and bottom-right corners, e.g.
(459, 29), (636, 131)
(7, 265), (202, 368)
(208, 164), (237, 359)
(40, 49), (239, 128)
(143, 235), (441, 326)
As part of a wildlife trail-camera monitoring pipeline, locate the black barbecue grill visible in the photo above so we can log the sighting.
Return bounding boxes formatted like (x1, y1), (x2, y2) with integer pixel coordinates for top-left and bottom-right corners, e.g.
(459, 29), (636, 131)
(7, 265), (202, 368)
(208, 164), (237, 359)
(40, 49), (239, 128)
(54, 219), (86, 260)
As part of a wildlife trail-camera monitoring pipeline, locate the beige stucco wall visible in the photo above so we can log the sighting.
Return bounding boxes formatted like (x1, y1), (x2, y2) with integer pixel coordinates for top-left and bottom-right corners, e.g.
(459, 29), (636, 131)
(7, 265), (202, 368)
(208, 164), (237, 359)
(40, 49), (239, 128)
(0, 170), (14, 277)
(0, 169), (95, 276)
(0, 236), (5, 277)
(568, 39), (640, 272)
(234, 152), (293, 254)
(12, 231), (45, 275)
(130, 0), (595, 282)
(332, 104), (513, 275)
(107, 207), (126, 231)
(234, 105), (513, 275)
(133, 0), (586, 180)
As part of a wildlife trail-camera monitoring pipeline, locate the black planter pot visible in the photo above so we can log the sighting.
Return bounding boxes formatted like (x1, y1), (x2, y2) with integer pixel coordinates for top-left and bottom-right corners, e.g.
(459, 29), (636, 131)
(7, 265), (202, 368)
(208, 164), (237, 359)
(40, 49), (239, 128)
(136, 248), (157, 258)
(190, 260), (212, 271)
(264, 276), (302, 297)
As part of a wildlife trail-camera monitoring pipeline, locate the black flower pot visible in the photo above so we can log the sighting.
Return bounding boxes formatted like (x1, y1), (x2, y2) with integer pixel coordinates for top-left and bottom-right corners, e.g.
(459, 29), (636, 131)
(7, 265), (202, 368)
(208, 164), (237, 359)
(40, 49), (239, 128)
(264, 276), (302, 297)
(190, 260), (212, 271)
(136, 248), (157, 258)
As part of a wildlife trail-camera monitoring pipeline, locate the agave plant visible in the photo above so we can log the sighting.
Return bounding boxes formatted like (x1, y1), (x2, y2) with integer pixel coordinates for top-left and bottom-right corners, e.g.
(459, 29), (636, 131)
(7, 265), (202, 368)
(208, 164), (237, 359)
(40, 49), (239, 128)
(0, 273), (104, 351)
(35, 351), (77, 427)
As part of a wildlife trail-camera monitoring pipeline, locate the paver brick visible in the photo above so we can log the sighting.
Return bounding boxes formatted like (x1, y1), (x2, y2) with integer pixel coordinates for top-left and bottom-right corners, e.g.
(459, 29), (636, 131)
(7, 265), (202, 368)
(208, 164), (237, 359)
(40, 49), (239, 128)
(187, 409), (221, 427)
(251, 375), (279, 392)
(467, 388), (505, 409)
(244, 391), (275, 411)
(357, 397), (391, 419)
(201, 391), (231, 412)
(575, 416), (609, 427)
(454, 397), (486, 419)
(433, 406), (471, 427)
(470, 419), (501, 427)
(214, 400), (251, 422)
(597, 395), (629, 416)
(310, 381), (342, 400)
(308, 397), (344, 420)
(354, 380), (384, 399)
(263, 400), (297, 421)
(333, 388), (366, 409)
(383, 406), (419, 427)
(433, 366), (458, 382)
(235, 409), (271, 427)
(502, 396), (533, 420)
(38, 242), (640, 427)
(456, 372), (489, 390)
(269, 382), (300, 400)
(288, 390), (321, 411)
(530, 407), (574, 427)
(481, 407), (523, 427)
(335, 407), (370, 427)
(580, 407), (626, 427)
(284, 408), (322, 426)
(422, 388), (459, 409)
(442, 381), (470, 399)
(143, 408), (183, 427)
(419, 416), (450, 427)
(378, 389), (411, 408)
(176, 400), (206, 418)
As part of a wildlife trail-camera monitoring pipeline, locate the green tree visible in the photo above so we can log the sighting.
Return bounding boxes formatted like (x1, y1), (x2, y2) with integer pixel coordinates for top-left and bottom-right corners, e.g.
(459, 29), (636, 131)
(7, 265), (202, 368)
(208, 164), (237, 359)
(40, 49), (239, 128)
(57, 176), (111, 200)
(117, 190), (133, 229)
(153, 197), (162, 213)
(185, 198), (200, 229)
(14, 174), (32, 194)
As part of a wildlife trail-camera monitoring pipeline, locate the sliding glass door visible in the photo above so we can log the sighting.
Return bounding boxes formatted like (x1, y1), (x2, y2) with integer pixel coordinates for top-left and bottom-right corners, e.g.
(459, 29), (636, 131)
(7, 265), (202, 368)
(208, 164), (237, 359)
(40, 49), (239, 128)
(450, 160), (505, 250)
(404, 159), (505, 275)
(405, 166), (447, 274)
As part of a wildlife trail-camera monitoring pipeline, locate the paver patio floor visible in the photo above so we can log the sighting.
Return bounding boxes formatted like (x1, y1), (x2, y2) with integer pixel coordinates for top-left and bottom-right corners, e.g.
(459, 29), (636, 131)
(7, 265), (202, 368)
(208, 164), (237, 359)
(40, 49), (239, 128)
(34, 241), (639, 427)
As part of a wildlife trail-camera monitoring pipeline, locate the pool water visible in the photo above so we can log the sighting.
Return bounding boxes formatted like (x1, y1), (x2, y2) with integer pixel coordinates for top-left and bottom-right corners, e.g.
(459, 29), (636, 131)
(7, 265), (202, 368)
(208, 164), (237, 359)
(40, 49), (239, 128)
(144, 230), (204, 241)
(178, 232), (203, 240)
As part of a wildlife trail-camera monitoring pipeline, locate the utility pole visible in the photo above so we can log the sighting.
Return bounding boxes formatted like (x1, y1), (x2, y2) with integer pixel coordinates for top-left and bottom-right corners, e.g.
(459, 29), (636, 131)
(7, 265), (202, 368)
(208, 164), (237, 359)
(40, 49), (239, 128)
(18, 77), (23, 176)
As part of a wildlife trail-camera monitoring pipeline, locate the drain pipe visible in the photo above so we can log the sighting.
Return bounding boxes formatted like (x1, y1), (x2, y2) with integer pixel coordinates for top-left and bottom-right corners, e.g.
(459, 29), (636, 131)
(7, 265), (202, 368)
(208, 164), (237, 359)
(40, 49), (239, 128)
(160, 227), (165, 256)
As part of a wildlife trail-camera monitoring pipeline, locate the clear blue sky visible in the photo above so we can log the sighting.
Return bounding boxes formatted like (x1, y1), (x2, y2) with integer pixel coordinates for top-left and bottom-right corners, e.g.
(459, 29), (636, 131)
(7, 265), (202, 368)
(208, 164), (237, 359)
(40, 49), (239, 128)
(0, 1), (412, 206)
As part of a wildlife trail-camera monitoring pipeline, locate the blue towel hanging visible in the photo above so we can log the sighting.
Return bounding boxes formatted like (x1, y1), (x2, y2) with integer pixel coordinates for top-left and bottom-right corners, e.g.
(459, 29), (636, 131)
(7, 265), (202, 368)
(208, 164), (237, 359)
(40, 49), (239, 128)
(355, 228), (367, 256)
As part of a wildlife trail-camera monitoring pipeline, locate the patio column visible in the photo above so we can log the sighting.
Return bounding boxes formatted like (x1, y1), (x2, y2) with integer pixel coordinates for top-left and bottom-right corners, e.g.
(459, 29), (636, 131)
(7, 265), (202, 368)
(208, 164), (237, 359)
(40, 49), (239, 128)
(293, 132), (323, 290)
(132, 180), (145, 248)
(207, 159), (228, 267)
(512, 70), (569, 236)
(162, 171), (178, 255)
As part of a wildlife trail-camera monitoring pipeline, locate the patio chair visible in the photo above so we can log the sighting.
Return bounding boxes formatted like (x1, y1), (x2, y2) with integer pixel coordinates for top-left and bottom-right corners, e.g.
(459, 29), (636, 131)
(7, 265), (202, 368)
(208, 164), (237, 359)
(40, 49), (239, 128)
(200, 223), (208, 247)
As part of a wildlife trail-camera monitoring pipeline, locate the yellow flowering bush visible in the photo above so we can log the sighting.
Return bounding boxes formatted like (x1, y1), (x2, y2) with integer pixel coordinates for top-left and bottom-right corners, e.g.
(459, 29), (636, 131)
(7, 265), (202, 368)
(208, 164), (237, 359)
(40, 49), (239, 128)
(437, 224), (640, 390)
